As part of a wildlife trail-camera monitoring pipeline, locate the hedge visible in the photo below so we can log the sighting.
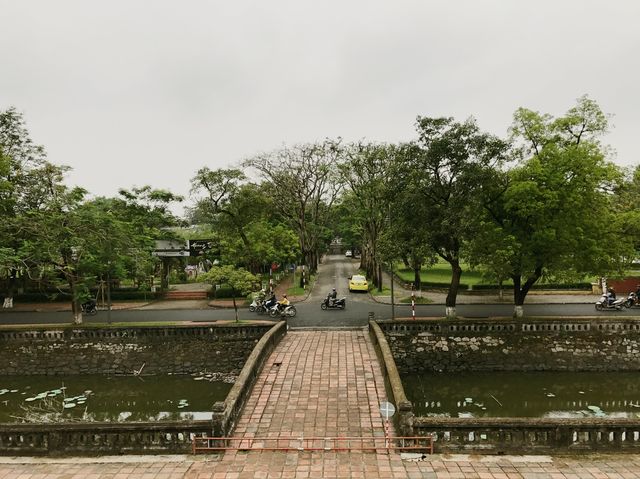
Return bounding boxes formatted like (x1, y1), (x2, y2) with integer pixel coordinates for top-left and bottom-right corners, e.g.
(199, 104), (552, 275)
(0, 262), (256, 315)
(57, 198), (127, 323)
(414, 282), (591, 291)
(7, 290), (162, 302)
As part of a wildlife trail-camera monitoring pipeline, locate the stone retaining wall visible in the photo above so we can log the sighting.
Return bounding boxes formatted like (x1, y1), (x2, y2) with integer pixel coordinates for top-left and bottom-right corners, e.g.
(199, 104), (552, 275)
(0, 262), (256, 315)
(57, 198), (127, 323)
(0, 325), (272, 376)
(379, 318), (640, 454)
(379, 318), (640, 373)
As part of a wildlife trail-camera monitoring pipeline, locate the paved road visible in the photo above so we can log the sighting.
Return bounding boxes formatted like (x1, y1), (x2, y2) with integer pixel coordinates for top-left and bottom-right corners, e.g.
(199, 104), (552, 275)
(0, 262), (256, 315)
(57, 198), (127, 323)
(2, 255), (640, 327)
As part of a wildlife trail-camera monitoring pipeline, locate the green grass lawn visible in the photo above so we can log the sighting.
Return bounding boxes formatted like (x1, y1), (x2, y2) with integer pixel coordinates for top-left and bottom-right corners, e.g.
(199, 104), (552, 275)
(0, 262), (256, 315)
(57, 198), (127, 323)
(395, 260), (595, 286)
(395, 261), (497, 285)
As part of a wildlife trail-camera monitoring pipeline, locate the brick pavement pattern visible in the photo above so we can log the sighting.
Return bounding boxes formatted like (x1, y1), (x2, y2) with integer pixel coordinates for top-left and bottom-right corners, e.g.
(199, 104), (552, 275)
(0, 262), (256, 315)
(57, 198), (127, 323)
(232, 330), (392, 440)
(3, 330), (640, 477)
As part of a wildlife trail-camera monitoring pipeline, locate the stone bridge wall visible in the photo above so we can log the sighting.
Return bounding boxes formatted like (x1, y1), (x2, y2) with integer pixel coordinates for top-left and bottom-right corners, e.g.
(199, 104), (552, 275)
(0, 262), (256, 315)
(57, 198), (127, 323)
(379, 318), (640, 373)
(0, 325), (272, 376)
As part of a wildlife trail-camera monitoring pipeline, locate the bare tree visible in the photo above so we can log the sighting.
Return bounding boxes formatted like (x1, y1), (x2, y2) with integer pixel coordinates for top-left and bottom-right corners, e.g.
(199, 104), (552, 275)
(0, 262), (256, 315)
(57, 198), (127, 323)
(243, 140), (343, 273)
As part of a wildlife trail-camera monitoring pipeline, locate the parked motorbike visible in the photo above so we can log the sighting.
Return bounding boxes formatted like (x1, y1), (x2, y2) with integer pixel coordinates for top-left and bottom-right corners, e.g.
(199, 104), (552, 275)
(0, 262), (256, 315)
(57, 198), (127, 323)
(321, 297), (346, 310)
(595, 294), (624, 311)
(81, 299), (98, 316)
(269, 303), (297, 318)
(625, 292), (640, 308)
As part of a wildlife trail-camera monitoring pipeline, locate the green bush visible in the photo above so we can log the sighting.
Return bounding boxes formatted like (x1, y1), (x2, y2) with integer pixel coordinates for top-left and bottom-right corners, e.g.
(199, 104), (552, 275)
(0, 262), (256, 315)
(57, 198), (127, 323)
(107, 291), (161, 300)
(10, 289), (161, 303)
(207, 286), (236, 299)
(13, 292), (68, 302)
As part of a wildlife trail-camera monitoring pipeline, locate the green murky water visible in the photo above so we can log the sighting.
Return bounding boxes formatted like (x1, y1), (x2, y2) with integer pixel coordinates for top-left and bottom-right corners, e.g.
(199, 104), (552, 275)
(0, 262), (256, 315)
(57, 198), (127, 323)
(403, 371), (640, 418)
(0, 375), (232, 423)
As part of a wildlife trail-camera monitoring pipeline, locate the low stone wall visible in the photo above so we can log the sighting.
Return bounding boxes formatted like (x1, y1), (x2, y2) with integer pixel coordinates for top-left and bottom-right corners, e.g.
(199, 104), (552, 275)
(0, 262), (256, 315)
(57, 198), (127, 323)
(368, 321), (413, 436)
(379, 318), (640, 453)
(0, 421), (210, 456)
(0, 325), (272, 376)
(0, 323), (283, 456)
(211, 321), (287, 437)
(414, 417), (640, 454)
(380, 318), (640, 373)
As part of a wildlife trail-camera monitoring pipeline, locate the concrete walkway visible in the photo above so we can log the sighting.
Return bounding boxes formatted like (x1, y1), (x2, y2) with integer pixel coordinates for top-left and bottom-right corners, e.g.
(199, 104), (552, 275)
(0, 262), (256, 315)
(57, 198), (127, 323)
(4, 330), (640, 477)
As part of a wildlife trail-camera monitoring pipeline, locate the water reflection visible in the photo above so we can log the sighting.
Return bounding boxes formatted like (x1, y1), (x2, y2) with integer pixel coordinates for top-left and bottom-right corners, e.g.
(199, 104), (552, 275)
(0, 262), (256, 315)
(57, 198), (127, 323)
(0, 375), (232, 423)
(402, 371), (640, 418)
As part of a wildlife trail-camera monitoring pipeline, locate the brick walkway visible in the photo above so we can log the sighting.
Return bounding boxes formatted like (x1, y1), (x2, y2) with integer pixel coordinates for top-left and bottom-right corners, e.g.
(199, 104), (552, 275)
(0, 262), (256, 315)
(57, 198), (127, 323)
(233, 330), (391, 439)
(3, 330), (640, 478)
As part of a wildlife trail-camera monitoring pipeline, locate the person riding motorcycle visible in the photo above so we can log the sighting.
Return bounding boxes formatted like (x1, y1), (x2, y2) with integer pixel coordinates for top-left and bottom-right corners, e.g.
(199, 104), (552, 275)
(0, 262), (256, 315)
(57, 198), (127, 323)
(327, 288), (337, 307)
(278, 294), (290, 307)
(607, 287), (616, 306)
(276, 294), (290, 315)
(264, 292), (277, 309)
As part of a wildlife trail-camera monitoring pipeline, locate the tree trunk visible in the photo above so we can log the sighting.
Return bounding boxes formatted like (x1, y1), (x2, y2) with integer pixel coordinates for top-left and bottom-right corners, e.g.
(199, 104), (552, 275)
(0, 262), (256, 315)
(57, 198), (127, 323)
(512, 267), (542, 318)
(161, 258), (170, 292)
(413, 267), (421, 291)
(2, 269), (18, 309)
(70, 281), (83, 325)
(445, 260), (462, 310)
(232, 289), (239, 323)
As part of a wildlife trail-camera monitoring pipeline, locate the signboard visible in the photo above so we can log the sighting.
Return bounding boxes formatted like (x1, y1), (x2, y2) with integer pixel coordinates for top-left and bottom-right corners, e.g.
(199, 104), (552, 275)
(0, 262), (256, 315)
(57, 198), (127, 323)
(153, 240), (188, 257)
(152, 250), (189, 257)
(155, 240), (187, 251)
(188, 239), (215, 256)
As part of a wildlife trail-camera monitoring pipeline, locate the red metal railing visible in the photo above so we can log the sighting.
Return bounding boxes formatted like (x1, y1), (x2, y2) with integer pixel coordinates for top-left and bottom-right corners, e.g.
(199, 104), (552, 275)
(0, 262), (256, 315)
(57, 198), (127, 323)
(192, 435), (433, 454)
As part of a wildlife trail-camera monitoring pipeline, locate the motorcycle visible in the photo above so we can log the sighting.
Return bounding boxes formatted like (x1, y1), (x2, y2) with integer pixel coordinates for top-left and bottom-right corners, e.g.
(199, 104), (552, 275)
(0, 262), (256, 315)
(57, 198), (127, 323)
(249, 298), (267, 313)
(625, 292), (640, 308)
(81, 299), (98, 316)
(595, 294), (624, 311)
(321, 296), (346, 310)
(269, 303), (297, 318)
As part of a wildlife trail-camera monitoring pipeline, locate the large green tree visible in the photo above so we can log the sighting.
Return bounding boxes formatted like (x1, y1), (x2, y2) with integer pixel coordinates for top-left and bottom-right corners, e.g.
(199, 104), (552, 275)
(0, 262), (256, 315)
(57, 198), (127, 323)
(480, 96), (631, 317)
(395, 118), (508, 318)
(189, 167), (299, 273)
(612, 165), (640, 262)
(0, 108), (70, 307)
(18, 188), (134, 323)
(339, 143), (396, 290)
(108, 186), (183, 290)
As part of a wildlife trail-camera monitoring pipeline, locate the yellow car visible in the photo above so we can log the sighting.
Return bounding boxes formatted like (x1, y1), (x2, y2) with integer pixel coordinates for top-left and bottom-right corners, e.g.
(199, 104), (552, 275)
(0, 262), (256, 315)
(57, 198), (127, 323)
(349, 274), (369, 292)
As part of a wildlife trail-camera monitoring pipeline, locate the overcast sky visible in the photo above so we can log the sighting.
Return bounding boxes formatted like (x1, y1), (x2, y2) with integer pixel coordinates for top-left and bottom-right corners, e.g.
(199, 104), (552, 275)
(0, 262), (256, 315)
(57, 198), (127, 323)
(1, 0), (638, 214)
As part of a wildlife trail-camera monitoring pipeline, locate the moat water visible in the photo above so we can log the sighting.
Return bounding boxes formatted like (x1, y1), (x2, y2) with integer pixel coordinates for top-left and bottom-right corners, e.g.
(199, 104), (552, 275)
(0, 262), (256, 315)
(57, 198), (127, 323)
(403, 371), (640, 418)
(0, 375), (232, 423)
